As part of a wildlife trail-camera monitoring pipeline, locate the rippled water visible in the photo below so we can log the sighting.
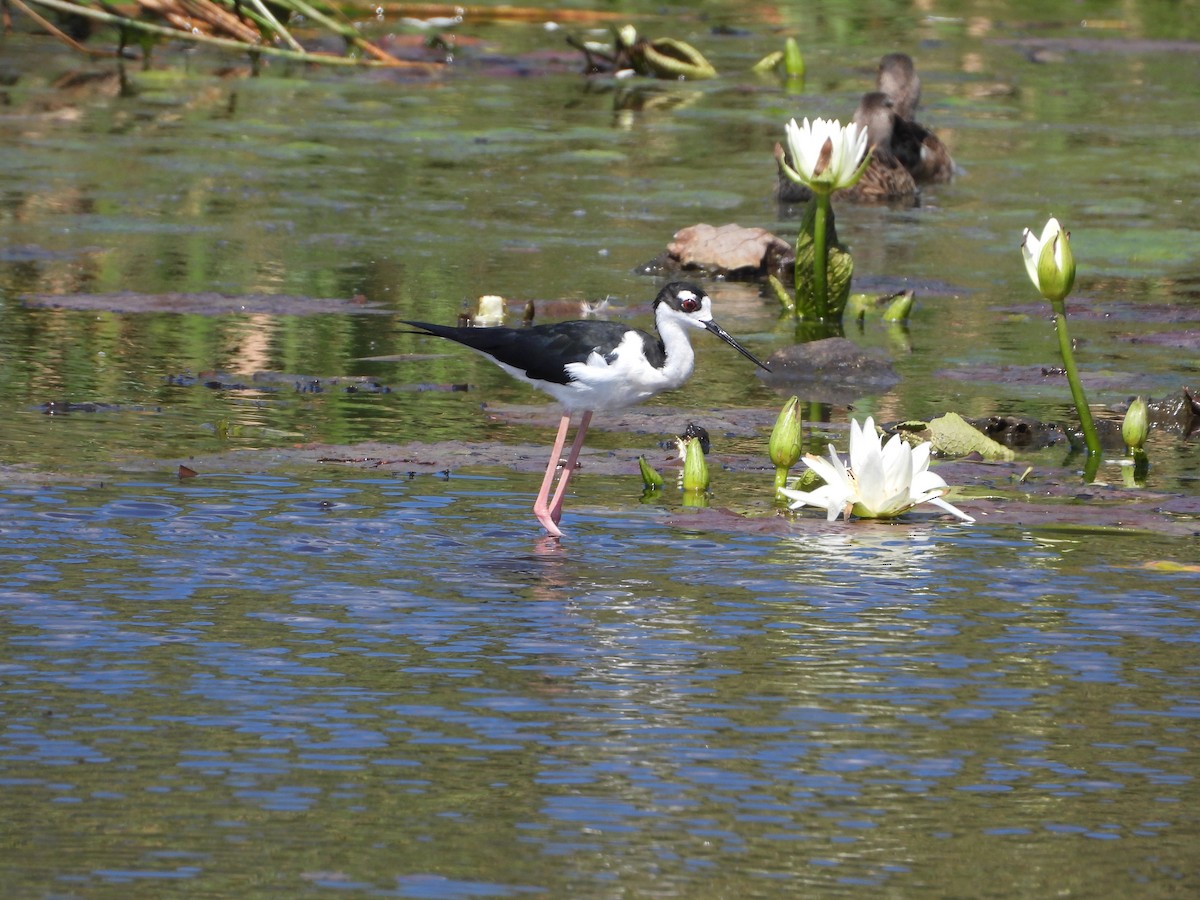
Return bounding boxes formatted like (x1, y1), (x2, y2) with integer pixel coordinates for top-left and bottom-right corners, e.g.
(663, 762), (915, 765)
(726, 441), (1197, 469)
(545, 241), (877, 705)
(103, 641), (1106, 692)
(2, 0), (1199, 895)
(3, 471), (1197, 896)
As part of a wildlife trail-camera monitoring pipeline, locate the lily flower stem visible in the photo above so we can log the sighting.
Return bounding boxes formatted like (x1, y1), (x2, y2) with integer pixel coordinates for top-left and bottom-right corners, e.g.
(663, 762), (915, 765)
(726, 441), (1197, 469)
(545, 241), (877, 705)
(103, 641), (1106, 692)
(809, 191), (831, 319)
(774, 465), (790, 492)
(1052, 303), (1102, 460)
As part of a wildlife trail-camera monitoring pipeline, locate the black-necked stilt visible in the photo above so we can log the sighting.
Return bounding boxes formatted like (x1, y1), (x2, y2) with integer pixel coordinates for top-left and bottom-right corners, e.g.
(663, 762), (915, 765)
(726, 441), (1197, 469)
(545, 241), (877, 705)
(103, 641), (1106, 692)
(401, 281), (770, 537)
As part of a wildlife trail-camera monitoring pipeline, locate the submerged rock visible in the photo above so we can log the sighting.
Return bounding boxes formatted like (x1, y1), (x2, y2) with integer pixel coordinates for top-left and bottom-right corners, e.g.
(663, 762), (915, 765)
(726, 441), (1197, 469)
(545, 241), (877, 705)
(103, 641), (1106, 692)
(758, 338), (899, 402)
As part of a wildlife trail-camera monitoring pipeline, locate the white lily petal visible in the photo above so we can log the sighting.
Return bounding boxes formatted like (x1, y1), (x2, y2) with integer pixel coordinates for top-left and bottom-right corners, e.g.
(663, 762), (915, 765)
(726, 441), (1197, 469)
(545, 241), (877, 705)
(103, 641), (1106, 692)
(881, 434), (912, 494)
(1021, 227), (1042, 290)
(801, 451), (842, 488)
(849, 419), (889, 514)
(847, 417), (873, 480)
(911, 468), (950, 497)
(789, 117), (821, 181)
(778, 486), (848, 521)
(826, 443), (851, 484)
(909, 440), (932, 476)
(783, 118), (809, 179)
(925, 495), (976, 523)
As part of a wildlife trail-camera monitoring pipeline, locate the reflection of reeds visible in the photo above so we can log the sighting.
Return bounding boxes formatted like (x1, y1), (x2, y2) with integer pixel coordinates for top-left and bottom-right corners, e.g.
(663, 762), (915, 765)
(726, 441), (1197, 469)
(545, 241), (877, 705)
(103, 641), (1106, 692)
(11, 0), (441, 68)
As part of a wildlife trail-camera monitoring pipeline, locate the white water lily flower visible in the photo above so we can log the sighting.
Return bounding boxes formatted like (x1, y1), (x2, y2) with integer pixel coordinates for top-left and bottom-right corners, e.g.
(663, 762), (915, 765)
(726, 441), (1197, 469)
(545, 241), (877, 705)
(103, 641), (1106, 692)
(780, 116), (871, 193)
(1020, 216), (1076, 304)
(779, 417), (975, 523)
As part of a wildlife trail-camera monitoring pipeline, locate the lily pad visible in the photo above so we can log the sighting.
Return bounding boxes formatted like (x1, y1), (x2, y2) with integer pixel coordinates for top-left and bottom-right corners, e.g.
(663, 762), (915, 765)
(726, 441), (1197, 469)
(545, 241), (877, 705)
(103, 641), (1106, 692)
(926, 412), (1015, 461)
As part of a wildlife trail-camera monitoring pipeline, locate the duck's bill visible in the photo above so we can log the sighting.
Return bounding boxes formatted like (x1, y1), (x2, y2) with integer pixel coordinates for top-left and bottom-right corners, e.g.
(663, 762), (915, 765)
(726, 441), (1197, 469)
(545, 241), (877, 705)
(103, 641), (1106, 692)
(706, 320), (772, 371)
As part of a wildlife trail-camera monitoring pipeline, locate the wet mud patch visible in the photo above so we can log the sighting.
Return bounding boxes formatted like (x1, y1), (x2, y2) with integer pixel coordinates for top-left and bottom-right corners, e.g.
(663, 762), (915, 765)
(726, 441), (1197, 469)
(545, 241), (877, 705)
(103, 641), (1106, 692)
(478, 403), (780, 439)
(760, 338), (900, 402)
(671, 458), (1200, 539)
(934, 363), (1160, 394)
(1114, 329), (1200, 351)
(998, 296), (1200, 326)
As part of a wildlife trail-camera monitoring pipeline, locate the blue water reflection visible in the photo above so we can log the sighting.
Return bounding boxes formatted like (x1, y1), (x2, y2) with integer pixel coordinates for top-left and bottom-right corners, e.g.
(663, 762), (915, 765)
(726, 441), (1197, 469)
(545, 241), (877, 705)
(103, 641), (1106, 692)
(1, 474), (1196, 895)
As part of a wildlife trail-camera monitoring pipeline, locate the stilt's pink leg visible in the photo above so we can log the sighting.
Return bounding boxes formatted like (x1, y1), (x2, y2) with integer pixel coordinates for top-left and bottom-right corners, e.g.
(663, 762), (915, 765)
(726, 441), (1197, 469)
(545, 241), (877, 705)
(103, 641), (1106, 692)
(547, 410), (592, 525)
(533, 413), (572, 537)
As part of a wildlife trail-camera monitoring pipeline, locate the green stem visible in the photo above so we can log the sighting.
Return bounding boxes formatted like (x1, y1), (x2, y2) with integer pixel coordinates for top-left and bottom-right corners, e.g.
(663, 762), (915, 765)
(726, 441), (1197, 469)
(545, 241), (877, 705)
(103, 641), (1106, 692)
(774, 466), (790, 491)
(1052, 304), (1102, 460)
(811, 190), (830, 319)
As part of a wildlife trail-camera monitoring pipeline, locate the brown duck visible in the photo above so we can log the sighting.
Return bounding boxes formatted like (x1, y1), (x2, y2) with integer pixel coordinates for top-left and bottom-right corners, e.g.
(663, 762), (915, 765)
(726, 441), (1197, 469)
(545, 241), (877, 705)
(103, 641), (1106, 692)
(875, 52), (956, 184)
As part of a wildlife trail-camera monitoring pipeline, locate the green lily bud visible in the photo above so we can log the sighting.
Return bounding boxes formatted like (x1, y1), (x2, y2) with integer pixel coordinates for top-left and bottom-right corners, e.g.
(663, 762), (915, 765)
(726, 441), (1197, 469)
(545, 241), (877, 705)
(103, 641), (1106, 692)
(769, 397), (802, 467)
(882, 289), (915, 322)
(770, 397), (802, 490)
(783, 37), (804, 79)
(1121, 396), (1149, 452)
(638, 455), (664, 489)
(1021, 217), (1075, 305)
(680, 437), (709, 492)
(1037, 232), (1075, 303)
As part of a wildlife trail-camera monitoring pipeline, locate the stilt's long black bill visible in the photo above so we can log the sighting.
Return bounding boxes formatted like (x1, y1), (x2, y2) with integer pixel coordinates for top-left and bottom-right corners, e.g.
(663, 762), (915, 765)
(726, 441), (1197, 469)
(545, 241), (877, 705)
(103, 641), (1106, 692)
(705, 320), (772, 371)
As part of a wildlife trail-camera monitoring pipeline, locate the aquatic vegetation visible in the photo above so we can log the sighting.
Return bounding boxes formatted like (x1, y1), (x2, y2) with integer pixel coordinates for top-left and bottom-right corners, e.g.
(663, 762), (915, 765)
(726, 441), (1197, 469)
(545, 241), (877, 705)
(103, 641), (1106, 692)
(752, 36), (805, 84)
(638, 455), (664, 491)
(779, 416), (974, 523)
(568, 24), (716, 80)
(471, 295), (507, 327)
(779, 116), (871, 196)
(769, 396), (803, 492)
(1122, 396), (1150, 485)
(1020, 216), (1102, 467)
(679, 435), (709, 493)
(12, 0), (444, 69)
(774, 117), (870, 329)
(1122, 396), (1149, 452)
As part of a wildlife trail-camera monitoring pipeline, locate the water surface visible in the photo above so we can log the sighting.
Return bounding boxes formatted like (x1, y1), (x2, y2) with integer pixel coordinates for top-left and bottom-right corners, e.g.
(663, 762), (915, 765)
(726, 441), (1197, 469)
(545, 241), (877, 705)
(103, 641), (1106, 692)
(1, 1), (1198, 895)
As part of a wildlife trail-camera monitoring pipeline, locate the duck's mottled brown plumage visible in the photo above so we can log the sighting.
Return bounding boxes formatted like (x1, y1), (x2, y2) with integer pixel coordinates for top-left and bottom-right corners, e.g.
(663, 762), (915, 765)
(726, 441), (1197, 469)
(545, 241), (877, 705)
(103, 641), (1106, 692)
(876, 52), (956, 184)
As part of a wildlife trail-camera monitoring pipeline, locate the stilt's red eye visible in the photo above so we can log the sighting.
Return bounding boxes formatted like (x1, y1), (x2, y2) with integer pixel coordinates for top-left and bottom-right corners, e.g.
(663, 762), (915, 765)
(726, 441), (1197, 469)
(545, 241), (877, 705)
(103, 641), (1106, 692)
(678, 292), (702, 313)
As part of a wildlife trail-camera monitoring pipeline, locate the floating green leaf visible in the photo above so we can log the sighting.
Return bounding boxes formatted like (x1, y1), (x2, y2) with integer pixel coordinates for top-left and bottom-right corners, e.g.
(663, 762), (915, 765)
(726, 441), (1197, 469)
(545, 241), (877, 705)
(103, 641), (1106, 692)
(927, 412), (1015, 461)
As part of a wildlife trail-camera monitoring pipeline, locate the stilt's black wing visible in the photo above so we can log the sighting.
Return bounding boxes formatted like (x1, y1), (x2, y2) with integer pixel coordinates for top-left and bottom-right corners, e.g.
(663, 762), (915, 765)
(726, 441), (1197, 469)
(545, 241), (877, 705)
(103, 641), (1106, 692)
(400, 320), (662, 386)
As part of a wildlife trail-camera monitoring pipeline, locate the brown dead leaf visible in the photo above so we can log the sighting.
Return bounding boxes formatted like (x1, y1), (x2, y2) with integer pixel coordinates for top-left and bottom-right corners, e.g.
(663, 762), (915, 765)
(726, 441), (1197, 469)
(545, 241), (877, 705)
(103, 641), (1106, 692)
(667, 223), (791, 275)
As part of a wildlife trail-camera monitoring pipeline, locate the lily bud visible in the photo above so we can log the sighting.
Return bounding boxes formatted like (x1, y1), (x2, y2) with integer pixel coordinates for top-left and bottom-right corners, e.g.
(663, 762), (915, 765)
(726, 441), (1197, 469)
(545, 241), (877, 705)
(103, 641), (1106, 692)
(1021, 217), (1076, 305)
(770, 397), (803, 490)
(638, 455), (664, 489)
(1121, 396), (1149, 452)
(882, 289), (915, 322)
(783, 37), (805, 79)
(680, 437), (709, 492)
